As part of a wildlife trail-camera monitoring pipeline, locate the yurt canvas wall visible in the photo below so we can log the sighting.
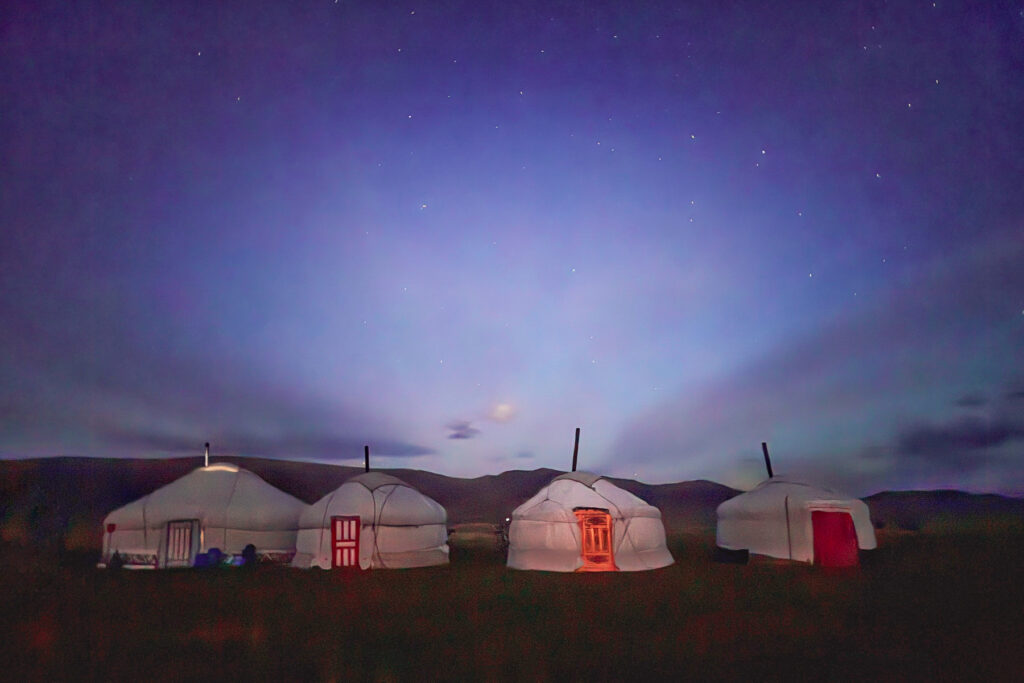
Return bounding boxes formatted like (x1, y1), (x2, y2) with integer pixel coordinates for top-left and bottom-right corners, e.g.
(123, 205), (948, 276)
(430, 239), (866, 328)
(292, 472), (449, 570)
(507, 471), (674, 572)
(716, 476), (876, 566)
(100, 463), (306, 568)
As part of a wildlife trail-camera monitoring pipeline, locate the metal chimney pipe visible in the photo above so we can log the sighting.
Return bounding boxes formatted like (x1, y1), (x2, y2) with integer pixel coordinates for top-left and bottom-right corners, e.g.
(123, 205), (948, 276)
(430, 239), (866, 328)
(204, 442), (210, 468)
(762, 441), (774, 478)
(571, 427), (580, 472)
(364, 445), (370, 473)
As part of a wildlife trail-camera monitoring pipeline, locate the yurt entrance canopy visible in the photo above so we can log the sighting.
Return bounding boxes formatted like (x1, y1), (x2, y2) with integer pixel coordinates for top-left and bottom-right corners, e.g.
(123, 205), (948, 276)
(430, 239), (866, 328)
(100, 462), (306, 569)
(507, 471), (675, 572)
(292, 472), (449, 570)
(715, 475), (877, 566)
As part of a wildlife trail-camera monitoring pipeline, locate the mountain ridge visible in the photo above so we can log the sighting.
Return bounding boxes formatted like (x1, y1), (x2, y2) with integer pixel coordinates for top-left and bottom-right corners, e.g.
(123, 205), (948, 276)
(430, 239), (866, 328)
(1, 457), (1021, 555)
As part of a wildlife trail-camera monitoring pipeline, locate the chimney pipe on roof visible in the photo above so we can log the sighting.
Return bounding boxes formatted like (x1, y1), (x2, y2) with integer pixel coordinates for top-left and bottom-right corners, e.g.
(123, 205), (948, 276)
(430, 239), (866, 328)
(204, 442), (210, 468)
(364, 445), (370, 473)
(571, 427), (580, 472)
(762, 441), (774, 478)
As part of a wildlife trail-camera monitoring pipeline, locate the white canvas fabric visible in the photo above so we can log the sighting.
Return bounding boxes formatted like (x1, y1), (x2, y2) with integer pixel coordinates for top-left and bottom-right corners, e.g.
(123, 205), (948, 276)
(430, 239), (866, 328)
(716, 475), (877, 563)
(100, 463), (306, 568)
(292, 472), (449, 570)
(507, 471), (675, 572)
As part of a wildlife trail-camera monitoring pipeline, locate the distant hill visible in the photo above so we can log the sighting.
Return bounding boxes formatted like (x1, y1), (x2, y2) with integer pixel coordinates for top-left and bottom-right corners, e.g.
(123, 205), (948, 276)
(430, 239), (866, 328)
(1, 457), (1021, 557)
(865, 490), (1024, 531)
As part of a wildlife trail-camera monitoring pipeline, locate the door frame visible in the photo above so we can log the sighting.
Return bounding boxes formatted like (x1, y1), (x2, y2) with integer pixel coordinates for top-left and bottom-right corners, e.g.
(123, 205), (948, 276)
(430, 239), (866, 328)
(573, 507), (618, 572)
(163, 519), (199, 568)
(807, 506), (859, 567)
(330, 515), (362, 569)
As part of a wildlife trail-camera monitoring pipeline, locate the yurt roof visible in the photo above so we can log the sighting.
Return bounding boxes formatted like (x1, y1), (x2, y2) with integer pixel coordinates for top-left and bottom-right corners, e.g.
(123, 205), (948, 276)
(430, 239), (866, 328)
(744, 475), (844, 497)
(717, 475), (862, 516)
(105, 462), (306, 529)
(512, 470), (661, 521)
(299, 471), (446, 528)
(345, 471), (409, 491)
(551, 470), (603, 487)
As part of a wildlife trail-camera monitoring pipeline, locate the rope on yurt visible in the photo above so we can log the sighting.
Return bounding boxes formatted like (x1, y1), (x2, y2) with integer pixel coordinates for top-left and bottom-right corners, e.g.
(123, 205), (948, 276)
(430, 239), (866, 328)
(590, 481), (647, 567)
(316, 486), (343, 568)
(141, 494), (149, 561)
(784, 495), (793, 560)
(370, 482), (402, 569)
(221, 468), (243, 551)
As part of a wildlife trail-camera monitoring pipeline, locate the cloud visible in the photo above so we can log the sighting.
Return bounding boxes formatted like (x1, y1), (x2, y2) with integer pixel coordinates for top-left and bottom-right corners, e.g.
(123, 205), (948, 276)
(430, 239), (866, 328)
(0, 297), (433, 459)
(446, 420), (480, 440)
(94, 424), (433, 459)
(607, 233), (1024, 493)
(897, 416), (1024, 460)
(954, 393), (987, 408)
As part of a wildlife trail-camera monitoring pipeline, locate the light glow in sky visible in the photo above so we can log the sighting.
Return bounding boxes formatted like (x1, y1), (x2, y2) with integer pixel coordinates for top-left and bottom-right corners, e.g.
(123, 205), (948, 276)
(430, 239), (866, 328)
(1, 0), (1022, 495)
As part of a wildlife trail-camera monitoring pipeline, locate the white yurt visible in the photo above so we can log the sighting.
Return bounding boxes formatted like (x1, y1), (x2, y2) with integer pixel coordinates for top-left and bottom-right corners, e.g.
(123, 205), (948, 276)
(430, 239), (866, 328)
(100, 462), (306, 568)
(507, 471), (675, 572)
(716, 476), (877, 566)
(292, 472), (449, 570)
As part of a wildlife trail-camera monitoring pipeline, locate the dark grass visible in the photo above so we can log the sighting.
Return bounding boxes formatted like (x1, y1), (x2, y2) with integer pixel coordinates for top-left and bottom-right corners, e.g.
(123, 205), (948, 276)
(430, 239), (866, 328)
(3, 529), (1023, 682)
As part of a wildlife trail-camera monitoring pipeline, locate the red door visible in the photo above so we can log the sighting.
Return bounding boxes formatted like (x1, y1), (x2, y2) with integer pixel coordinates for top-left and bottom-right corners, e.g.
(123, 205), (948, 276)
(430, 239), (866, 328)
(811, 511), (859, 567)
(331, 516), (361, 569)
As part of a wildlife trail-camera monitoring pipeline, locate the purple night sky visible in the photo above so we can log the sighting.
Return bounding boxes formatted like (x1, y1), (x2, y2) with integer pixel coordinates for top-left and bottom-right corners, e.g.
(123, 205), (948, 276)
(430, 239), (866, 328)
(2, 1), (1022, 495)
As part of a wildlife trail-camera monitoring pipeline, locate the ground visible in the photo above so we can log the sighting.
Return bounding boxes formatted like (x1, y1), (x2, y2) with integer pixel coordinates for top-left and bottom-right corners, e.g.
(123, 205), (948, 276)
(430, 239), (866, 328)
(2, 526), (1022, 681)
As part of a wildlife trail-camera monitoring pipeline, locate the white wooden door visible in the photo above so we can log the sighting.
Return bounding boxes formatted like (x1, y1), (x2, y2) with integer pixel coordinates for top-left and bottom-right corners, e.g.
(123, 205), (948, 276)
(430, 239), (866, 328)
(165, 520), (197, 568)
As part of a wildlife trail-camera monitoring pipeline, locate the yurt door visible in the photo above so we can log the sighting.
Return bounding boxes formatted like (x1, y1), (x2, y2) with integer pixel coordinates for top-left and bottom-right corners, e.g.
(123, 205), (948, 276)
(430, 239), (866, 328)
(331, 516), (361, 569)
(811, 510), (859, 567)
(165, 520), (198, 568)
(574, 509), (617, 571)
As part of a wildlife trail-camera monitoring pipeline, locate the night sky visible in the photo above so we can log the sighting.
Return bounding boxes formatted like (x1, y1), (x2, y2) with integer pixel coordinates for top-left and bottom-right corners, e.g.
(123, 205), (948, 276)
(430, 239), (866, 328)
(2, 1), (1022, 495)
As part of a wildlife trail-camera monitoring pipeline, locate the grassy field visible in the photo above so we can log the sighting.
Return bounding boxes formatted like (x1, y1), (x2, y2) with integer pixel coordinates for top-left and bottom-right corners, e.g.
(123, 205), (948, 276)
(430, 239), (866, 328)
(3, 527), (1023, 681)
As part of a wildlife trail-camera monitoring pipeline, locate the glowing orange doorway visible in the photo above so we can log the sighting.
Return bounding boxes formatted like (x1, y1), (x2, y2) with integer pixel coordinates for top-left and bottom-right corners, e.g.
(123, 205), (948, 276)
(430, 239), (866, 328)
(574, 508), (618, 571)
